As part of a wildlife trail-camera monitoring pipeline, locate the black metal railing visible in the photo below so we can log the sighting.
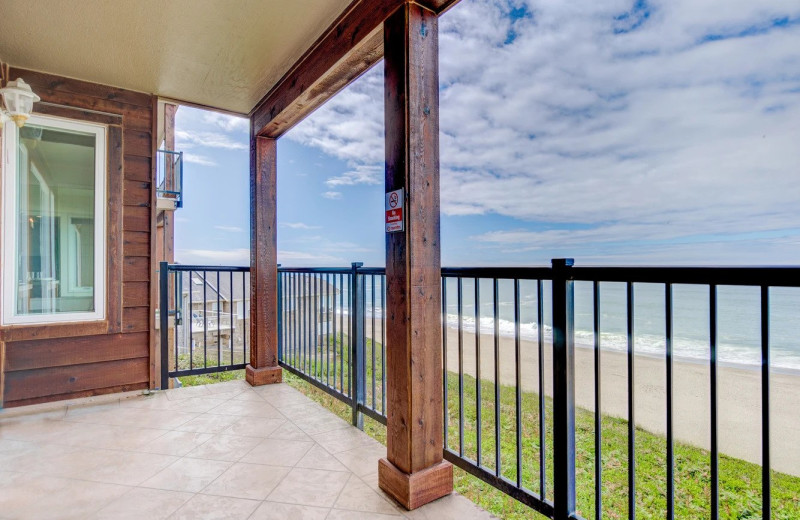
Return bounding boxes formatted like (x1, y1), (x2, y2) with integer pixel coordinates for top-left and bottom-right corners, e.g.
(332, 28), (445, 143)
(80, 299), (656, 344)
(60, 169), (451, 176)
(159, 262), (249, 384)
(277, 264), (388, 427)
(156, 149), (184, 208)
(159, 259), (800, 519)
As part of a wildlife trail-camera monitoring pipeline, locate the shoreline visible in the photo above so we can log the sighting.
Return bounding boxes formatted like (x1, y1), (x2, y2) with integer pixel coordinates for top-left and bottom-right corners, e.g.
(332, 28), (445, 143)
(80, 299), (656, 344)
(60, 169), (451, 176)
(571, 340), (800, 377)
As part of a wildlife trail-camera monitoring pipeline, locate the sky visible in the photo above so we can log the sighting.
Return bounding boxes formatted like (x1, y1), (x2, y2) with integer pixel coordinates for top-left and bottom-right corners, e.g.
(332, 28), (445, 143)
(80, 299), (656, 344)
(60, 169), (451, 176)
(174, 0), (800, 268)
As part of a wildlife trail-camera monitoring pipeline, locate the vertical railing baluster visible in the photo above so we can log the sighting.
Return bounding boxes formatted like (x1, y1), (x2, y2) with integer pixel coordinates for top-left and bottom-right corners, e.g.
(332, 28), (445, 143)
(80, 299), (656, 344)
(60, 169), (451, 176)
(514, 278), (522, 488)
(188, 271), (193, 372)
(537, 278), (546, 499)
(243, 271), (247, 365)
(340, 273), (345, 394)
(475, 278), (482, 468)
(159, 262), (169, 389)
(382, 274), (387, 415)
(761, 285), (771, 520)
(327, 273), (331, 386)
(304, 273), (309, 375)
(493, 278), (501, 477)
(230, 271), (234, 365)
(372, 274), (377, 410)
(458, 277), (465, 458)
(217, 270), (221, 367)
(594, 281), (602, 520)
(665, 283), (674, 520)
(277, 271), (283, 363)
(443, 277), (449, 451)
(174, 269), (179, 379)
(351, 262), (365, 428)
(292, 273), (296, 367)
(710, 284), (719, 520)
(552, 258), (576, 520)
(627, 281), (635, 520)
(333, 273), (338, 391)
(202, 270), (207, 370)
(315, 274), (320, 379)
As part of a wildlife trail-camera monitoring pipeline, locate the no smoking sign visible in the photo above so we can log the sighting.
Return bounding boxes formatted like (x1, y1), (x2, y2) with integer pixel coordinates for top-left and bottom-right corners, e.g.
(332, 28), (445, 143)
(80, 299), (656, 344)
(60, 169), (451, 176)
(385, 188), (404, 233)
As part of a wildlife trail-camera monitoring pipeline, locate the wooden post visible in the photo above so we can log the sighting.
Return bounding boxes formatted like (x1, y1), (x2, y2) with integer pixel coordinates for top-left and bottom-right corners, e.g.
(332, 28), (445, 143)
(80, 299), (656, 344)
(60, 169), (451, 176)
(163, 103), (177, 265)
(378, 2), (452, 510)
(246, 134), (282, 385)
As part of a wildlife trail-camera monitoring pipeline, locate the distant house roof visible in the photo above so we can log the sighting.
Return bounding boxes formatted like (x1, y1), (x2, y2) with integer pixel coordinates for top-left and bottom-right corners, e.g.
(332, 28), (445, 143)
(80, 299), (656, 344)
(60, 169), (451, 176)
(180, 270), (249, 304)
(180, 269), (339, 303)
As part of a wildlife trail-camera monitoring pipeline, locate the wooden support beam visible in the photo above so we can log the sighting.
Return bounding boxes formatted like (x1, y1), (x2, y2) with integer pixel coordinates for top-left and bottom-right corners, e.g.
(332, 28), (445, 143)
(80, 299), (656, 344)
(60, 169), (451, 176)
(247, 134), (282, 386)
(250, 0), (403, 138)
(248, 0), (464, 138)
(379, 3), (452, 510)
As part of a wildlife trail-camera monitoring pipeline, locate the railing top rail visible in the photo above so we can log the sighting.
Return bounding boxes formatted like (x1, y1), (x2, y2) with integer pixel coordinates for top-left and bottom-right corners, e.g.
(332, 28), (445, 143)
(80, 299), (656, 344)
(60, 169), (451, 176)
(570, 266), (800, 287)
(442, 266), (554, 279)
(278, 267), (355, 274)
(165, 263), (800, 287)
(164, 264), (250, 272)
(355, 267), (385, 275)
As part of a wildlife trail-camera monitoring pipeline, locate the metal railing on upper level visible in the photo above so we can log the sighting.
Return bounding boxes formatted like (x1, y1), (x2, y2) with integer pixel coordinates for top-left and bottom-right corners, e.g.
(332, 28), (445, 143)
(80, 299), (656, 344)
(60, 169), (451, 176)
(160, 260), (800, 519)
(156, 149), (184, 209)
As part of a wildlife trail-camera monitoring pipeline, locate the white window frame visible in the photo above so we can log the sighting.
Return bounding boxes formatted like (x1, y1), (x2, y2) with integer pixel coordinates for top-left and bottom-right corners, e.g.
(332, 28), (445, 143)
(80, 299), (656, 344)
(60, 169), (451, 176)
(2, 115), (107, 325)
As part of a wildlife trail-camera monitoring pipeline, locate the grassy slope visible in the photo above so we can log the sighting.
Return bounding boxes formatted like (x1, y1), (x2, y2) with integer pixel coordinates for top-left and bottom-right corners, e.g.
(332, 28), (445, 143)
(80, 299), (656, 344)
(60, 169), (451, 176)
(178, 338), (800, 520)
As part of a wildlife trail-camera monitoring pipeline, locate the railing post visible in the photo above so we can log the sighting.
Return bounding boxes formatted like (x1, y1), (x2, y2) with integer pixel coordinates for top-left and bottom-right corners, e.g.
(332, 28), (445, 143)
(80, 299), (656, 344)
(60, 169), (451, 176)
(351, 262), (366, 429)
(159, 261), (170, 390)
(552, 258), (576, 520)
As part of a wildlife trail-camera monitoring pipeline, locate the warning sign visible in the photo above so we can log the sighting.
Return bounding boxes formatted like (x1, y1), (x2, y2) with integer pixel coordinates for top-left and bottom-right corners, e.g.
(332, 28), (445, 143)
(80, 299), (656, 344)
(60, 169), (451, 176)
(385, 188), (404, 233)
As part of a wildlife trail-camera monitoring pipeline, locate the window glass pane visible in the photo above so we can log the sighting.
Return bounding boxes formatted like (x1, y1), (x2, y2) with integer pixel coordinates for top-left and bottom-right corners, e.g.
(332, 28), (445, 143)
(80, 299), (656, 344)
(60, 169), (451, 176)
(15, 123), (96, 315)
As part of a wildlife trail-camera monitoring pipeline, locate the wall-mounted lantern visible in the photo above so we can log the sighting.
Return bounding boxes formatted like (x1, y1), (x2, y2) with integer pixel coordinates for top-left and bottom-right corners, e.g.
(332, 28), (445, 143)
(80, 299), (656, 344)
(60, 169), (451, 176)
(1, 78), (41, 128)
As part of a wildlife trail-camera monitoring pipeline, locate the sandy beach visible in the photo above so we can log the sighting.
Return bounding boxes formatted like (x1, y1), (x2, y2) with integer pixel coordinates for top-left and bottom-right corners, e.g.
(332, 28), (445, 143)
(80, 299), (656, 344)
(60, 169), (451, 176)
(363, 321), (800, 476)
(440, 327), (800, 477)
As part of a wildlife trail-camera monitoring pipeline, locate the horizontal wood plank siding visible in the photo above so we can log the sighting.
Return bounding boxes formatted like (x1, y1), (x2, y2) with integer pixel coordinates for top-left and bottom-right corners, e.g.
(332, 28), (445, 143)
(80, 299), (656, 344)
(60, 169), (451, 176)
(123, 282), (150, 308)
(2, 68), (154, 408)
(123, 232), (150, 257)
(4, 358), (150, 402)
(5, 333), (149, 372)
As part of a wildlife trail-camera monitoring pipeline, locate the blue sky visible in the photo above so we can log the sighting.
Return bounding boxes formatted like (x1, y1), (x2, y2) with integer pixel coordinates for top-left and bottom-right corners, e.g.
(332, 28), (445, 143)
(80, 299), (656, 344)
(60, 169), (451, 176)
(175, 0), (800, 267)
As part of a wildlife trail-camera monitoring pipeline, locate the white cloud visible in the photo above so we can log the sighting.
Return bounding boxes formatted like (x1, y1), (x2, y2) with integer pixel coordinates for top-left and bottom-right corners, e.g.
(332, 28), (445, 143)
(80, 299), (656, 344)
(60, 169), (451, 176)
(326, 164), (383, 187)
(176, 129), (247, 151)
(177, 248), (249, 266)
(323, 191), (343, 200)
(202, 112), (248, 133)
(282, 222), (321, 230)
(284, 0), (800, 262)
(183, 153), (217, 166)
(278, 250), (344, 266)
(214, 225), (244, 233)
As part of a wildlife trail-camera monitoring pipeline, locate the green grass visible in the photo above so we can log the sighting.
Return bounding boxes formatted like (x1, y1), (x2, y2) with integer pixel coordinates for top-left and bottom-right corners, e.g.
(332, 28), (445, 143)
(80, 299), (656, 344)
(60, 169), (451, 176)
(179, 336), (800, 519)
(178, 369), (245, 387)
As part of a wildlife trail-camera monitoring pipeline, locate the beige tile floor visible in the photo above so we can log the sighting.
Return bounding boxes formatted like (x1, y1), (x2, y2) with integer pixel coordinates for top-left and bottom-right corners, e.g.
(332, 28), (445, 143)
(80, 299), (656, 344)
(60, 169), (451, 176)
(0, 381), (494, 520)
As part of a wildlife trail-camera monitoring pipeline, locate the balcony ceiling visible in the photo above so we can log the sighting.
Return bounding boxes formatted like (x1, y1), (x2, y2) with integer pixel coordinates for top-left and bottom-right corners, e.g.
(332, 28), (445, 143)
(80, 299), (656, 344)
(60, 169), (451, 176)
(0, 0), (354, 114)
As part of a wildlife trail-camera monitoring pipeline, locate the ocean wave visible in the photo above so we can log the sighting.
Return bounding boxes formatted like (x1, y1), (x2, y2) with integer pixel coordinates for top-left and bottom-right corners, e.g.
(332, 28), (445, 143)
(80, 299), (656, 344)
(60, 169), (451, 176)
(346, 308), (800, 370)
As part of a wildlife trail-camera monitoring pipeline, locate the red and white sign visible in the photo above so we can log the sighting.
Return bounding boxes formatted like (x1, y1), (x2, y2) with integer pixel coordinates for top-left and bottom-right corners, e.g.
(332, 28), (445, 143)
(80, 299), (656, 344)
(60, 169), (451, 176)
(385, 188), (404, 233)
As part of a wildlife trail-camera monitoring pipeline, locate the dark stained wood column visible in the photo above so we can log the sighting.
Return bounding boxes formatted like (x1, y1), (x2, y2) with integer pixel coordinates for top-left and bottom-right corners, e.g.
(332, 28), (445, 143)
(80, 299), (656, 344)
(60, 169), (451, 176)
(378, 2), (452, 510)
(246, 134), (282, 385)
(163, 103), (177, 265)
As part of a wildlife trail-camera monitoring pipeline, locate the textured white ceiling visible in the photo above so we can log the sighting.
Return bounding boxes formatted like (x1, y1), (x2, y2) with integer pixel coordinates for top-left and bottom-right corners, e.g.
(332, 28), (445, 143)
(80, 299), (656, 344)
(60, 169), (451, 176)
(0, 0), (353, 114)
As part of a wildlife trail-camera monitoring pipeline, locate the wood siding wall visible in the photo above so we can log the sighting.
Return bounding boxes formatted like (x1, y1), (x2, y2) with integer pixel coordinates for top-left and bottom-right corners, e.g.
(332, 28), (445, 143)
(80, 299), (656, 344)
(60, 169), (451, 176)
(0, 68), (154, 408)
